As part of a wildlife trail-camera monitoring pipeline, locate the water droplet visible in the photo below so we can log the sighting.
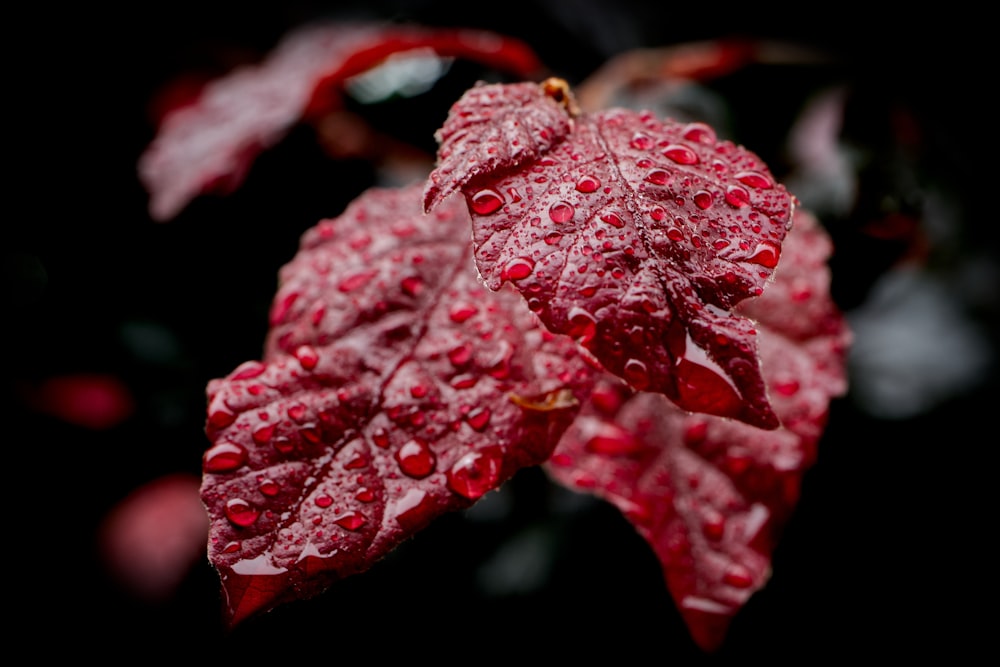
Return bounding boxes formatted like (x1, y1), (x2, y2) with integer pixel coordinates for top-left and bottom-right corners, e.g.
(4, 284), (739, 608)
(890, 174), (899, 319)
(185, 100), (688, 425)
(681, 122), (716, 144)
(259, 478), (280, 496)
(683, 420), (709, 445)
(273, 436), (294, 454)
(773, 378), (800, 396)
(222, 541), (241, 554)
(338, 271), (376, 293)
(446, 446), (503, 500)
(335, 511), (367, 531)
(295, 345), (319, 371)
(549, 201), (575, 223)
(225, 498), (260, 527)
(448, 343), (472, 366)
(314, 493), (333, 508)
(203, 441), (247, 473)
(465, 406), (491, 431)
(300, 423), (321, 444)
(585, 423), (641, 456)
(645, 168), (669, 185)
(355, 487), (375, 503)
(567, 307), (597, 343)
(630, 132), (654, 150)
(693, 191), (713, 210)
(725, 185), (750, 207)
(702, 512), (725, 540)
(372, 427), (389, 448)
(449, 303), (478, 323)
(208, 407), (236, 429)
(663, 144), (698, 164)
(735, 170), (772, 189)
(396, 438), (436, 478)
(745, 240), (780, 268)
(601, 212), (625, 228)
(344, 453), (368, 469)
(231, 361), (266, 381)
(501, 257), (534, 281)
(451, 374), (477, 389)
(394, 488), (434, 531)
(575, 175), (600, 192)
(713, 239), (730, 250)
(650, 206), (666, 221)
(401, 275), (424, 297)
(723, 563), (754, 588)
(252, 422), (276, 445)
(623, 358), (649, 389)
(667, 228), (684, 242)
(544, 231), (562, 245)
(469, 188), (504, 215)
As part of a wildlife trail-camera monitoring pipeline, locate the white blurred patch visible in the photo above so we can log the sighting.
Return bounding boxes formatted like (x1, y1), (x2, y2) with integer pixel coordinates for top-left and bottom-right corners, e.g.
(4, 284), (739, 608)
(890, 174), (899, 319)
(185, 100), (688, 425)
(476, 524), (556, 596)
(847, 264), (994, 419)
(344, 49), (452, 103)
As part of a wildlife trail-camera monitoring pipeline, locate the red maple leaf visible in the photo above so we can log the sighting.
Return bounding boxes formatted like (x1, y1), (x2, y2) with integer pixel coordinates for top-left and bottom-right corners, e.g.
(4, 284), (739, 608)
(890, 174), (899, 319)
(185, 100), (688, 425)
(138, 22), (544, 221)
(199, 184), (594, 627)
(424, 79), (795, 430)
(544, 208), (851, 651)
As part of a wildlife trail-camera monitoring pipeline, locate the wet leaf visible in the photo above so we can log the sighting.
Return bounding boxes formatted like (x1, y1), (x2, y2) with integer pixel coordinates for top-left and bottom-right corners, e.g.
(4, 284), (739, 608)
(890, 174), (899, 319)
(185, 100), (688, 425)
(139, 22), (544, 221)
(200, 185), (593, 627)
(425, 80), (795, 429)
(545, 208), (851, 651)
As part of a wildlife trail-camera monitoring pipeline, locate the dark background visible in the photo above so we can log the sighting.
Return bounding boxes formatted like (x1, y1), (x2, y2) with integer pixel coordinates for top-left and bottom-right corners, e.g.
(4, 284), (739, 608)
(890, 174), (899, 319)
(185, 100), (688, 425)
(11, 1), (995, 661)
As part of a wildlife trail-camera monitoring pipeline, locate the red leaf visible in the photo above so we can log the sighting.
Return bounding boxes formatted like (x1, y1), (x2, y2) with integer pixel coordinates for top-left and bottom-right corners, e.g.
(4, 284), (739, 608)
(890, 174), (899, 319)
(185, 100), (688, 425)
(545, 208), (851, 651)
(424, 80), (795, 429)
(99, 474), (208, 601)
(138, 22), (544, 221)
(22, 373), (135, 429)
(200, 184), (593, 628)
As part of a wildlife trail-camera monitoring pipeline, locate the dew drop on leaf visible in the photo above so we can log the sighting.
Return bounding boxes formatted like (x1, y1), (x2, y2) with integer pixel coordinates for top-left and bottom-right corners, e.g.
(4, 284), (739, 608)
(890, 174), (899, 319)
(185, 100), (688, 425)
(295, 345), (319, 370)
(623, 358), (650, 389)
(585, 423), (641, 456)
(448, 303), (478, 323)
(575, 175), (600, 192)
(334, 511), (367, 531)
(259, 478), (280, 496)
(203, 442), (248, 473)
(501, 257), (535, 281)
(744, 240), (781, 268)
(401, 275), (424, 296)
(252, 423), (276, 445)
(681, 122), (717, 144)
(723, 563), (754, 588)
(225, 498), (260, 527)
(469, 188), (504, 215)
(645, 168), (669, 185)
(735, 170), (773, 189)
(549, 201), (575, 223)
(465, 406), (491, 431)
(338, 271), (376, 292)
(725, 185), (750, 208)
(663, 144), (698, 164)
(446, 447), (503, 499)
(600, 212), (625, 228)
(693, 191), (713, 210)
(372, 427), (390, 448)
(208, 408), (236, 429)
(396, 438), (436, 478)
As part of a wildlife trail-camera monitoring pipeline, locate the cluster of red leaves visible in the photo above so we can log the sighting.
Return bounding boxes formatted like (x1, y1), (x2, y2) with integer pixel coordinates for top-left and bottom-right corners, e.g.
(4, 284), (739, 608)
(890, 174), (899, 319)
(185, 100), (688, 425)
(139, 20), (850, 652)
